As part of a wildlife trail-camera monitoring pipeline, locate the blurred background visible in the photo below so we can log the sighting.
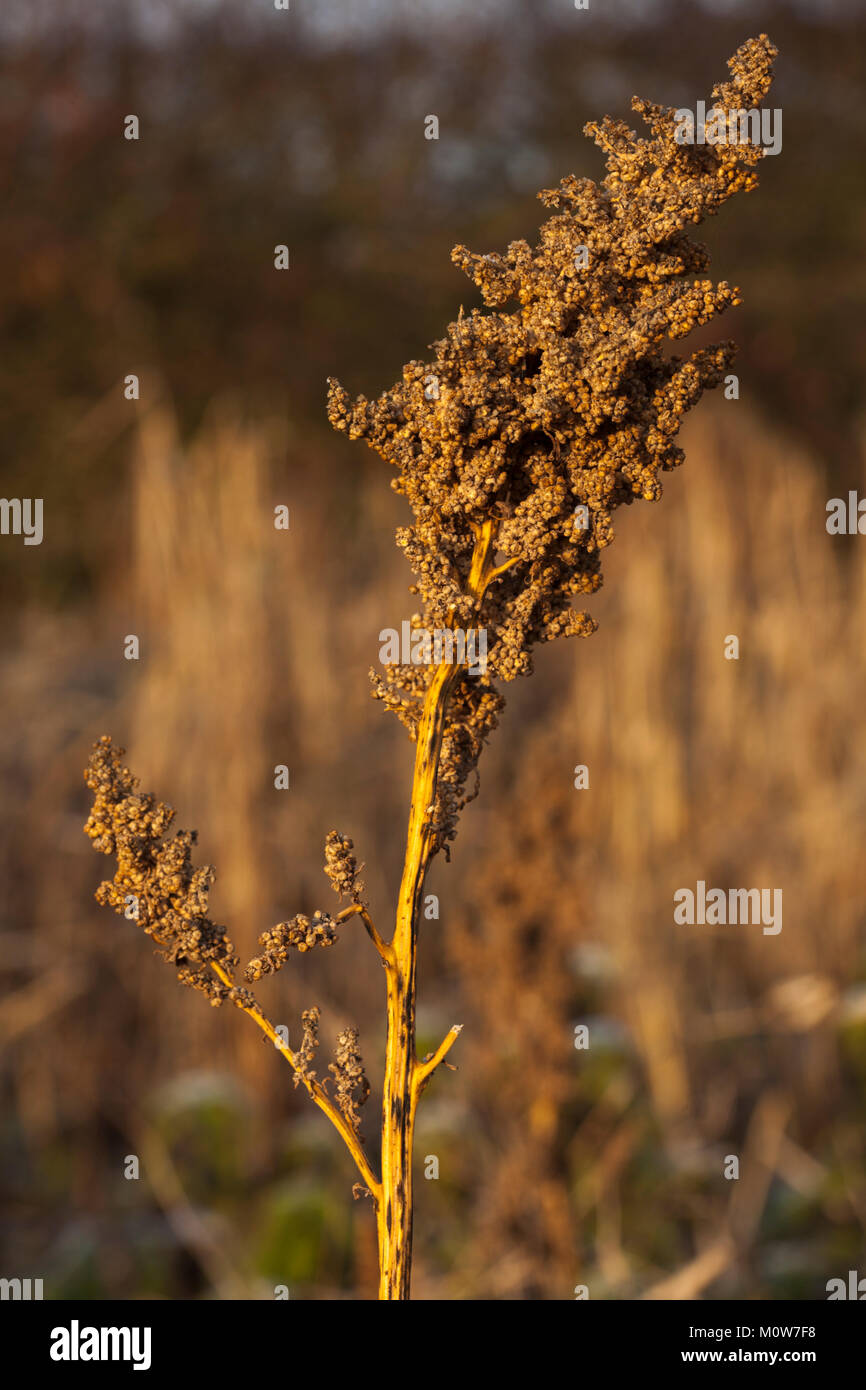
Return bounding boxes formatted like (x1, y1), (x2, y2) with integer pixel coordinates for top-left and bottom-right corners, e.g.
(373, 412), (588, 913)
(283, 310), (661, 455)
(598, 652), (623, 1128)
(1, 0), (865, 1300)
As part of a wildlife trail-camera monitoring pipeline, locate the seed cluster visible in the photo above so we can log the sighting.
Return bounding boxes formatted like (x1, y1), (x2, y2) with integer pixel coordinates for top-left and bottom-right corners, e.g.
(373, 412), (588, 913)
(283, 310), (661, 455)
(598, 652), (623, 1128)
(83, 736), (237, 1005)
(293, 1006), (321, 1089)
(84, 740), (370, 1115)
(329, 35), (777, 854)
(324, 831), (366, 904)
(244, 911), (338, 981)
(328, 1027), (370, 1136)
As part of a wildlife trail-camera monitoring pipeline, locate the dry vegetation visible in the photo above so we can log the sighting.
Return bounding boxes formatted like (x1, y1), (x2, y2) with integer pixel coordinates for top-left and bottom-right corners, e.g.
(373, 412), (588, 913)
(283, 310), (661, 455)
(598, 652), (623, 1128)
(2, 11), (865, 1302)
(74, 37), (819, 1300)
(4, 387), (864, 1298)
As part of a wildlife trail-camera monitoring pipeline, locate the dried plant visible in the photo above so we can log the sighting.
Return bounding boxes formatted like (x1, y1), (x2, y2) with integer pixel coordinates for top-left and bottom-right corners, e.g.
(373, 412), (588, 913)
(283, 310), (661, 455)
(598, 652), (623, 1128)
(85, 36), (777, 1300)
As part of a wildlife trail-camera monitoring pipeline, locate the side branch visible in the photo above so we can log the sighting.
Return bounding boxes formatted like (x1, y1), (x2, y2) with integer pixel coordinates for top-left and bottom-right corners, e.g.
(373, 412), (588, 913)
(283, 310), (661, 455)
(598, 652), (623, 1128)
(413, 1024), (463, 1099)
(484, 556), (519, 588)
(336, 902), (394, 967)
(209, 961), (381, 1200)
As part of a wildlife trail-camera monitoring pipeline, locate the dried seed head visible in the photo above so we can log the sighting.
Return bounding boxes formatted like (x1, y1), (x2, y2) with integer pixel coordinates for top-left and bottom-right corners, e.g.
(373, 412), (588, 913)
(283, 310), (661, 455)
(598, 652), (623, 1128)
(324, 831), (366, 904)
(244, 910), (338, 981)
(328, 35), (777, 856)
(83, 736), (237, 1004)
(328, 1027), (370, 1136)
(227, 986), (256, 1010)
(293, 1006), (321, 1089)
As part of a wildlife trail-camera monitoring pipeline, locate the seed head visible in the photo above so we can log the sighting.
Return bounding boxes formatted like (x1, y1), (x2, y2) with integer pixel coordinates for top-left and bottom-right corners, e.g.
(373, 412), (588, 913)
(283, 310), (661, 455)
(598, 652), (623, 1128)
(324, 831), (366, 905)
(293, 1006), (321, 1089)
(83, 736), (237, 1005)
(244, 910), (338, 981)
(328, 35), (777, 854)
(328, 1027), (370, 1136)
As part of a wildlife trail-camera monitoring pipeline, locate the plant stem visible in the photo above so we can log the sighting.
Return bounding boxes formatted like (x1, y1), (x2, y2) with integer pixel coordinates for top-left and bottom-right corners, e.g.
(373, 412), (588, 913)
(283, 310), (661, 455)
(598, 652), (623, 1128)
(376, 518), (498, 1300)
(208, 519), (501, 1299)
(377, 659), (459, 1298)
(209, 959), (381, 1198)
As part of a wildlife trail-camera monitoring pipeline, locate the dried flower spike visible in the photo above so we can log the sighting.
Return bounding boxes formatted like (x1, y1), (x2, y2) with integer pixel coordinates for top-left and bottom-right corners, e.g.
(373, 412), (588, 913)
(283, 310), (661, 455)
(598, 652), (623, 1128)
(293, 1006), (321, 1089)
(328, 1027), (371, 1137)
(329, 32), (778, 855)
(84, 736), (238, 1005)
(84, 740), (380, 1198)
(324, 831), (366, 904)
(244, 910), (338, 981)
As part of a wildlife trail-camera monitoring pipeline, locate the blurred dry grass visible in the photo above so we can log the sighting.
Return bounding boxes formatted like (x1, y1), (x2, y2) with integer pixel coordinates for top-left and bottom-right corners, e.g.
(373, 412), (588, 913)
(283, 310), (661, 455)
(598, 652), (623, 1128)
(2, 390), (865, 1298)
(445, 398), (866, 1297)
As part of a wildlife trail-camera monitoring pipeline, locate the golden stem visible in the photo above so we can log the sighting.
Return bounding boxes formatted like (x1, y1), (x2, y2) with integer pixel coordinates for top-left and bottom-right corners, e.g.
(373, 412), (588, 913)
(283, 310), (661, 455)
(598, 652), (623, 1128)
(209, 960), (381, 1200)
(413, 1024), (463, 1097)
(376, 518), (496, 1300)
(207, 520), (497, 1298)
(337, 902), (394, 966)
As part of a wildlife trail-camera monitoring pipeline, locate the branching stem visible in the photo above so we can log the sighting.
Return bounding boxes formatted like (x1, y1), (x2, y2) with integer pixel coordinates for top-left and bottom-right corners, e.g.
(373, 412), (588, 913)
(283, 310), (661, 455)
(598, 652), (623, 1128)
(413, 1025), (464, 1098)
(208, 959), (380, 1200)
(337, 902), (394, 967)
(206, 526), (496, 1296)
(375, 517), (496, 1299)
